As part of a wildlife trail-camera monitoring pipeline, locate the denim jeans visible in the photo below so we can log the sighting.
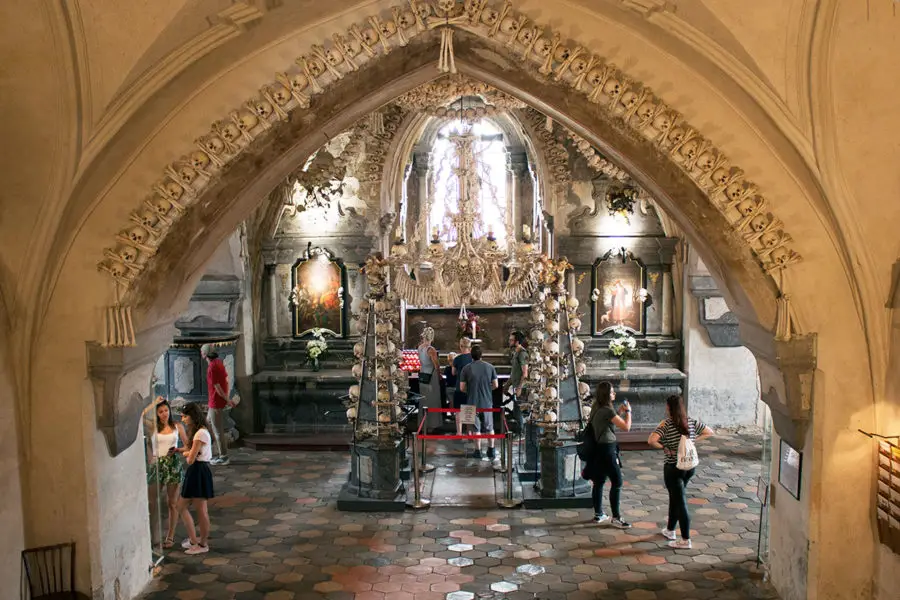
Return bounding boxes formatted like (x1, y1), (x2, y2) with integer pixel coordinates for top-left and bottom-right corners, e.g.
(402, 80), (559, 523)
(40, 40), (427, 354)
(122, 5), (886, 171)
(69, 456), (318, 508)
(591, 443), (623, 518)
(663, 463), (695, 539)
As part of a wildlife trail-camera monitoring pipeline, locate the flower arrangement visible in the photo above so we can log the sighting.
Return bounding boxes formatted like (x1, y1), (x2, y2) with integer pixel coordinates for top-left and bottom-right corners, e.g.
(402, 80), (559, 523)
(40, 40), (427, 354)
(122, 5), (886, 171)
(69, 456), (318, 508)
(607, 325), (638, 360)
(306, 328), (328, 370)
(606, 186), (638, 224)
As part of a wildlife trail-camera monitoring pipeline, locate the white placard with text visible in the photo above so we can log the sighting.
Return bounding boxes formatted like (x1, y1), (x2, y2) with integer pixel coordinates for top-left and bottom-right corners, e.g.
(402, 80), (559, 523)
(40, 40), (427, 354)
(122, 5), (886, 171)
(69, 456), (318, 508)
(459, 404), (477, 425)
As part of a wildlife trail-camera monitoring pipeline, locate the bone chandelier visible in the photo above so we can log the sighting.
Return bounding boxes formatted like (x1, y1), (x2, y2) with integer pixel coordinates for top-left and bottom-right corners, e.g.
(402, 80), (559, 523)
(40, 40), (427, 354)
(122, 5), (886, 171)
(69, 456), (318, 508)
(389, 121), (539, 307)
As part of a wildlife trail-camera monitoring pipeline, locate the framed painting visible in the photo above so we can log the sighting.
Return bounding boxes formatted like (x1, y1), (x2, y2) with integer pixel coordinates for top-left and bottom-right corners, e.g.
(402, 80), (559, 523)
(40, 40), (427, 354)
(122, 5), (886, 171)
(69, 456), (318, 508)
(592, 250), (646, 335)
(290, 246), (346, 337)
(778, 439), (803, 500)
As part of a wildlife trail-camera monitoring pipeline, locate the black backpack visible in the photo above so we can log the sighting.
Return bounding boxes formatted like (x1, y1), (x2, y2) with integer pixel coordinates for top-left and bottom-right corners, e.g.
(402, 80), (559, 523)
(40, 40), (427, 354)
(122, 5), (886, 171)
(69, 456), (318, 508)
(576, 421), (597, 461)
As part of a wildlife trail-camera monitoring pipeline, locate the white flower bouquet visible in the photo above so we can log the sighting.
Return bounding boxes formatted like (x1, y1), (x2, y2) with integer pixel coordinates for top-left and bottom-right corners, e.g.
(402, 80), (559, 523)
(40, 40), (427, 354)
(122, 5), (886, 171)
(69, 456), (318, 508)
(607, 325), (638, 359)
(306, 329), (328, 363)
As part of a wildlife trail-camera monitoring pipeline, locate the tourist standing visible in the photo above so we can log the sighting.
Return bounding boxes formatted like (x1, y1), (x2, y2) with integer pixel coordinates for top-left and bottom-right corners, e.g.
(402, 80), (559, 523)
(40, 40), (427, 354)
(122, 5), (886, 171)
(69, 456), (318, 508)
(201, 344), (231, 466)
(417, 327), (443, 432)
(586, 382), (632, 528)
(451, 337), (474, 435)
(647, 394), (715, 549)
(176, 402), (215, 555)
(147, 398), (189, 548)
(505, 331), (528, 400)
(459, 345), (499, 460)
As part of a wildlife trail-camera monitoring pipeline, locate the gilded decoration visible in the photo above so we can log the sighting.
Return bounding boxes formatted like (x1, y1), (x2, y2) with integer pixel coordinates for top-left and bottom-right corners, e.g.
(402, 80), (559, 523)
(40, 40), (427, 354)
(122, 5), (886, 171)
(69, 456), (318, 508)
(97, 0), (802, 298)
(289, 246), (347, 338)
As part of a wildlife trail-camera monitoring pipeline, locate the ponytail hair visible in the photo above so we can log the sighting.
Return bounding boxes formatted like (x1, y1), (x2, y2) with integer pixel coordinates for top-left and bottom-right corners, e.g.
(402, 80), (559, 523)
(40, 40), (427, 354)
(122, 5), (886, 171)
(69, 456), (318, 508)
(666, 394), (689, 436)
(593, 381), (613, 411)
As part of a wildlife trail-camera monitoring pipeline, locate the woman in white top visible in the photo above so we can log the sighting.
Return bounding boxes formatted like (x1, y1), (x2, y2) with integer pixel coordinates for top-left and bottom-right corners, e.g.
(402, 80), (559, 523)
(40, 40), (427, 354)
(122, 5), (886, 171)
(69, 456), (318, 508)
(146, 398), (189, 549)
(417, 327), (443, 432)
(176, 402), (215, 555)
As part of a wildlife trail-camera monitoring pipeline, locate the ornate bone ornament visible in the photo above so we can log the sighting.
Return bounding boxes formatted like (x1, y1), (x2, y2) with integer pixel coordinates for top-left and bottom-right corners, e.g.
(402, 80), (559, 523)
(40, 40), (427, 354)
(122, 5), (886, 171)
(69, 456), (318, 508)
(97, 0), (801, 299)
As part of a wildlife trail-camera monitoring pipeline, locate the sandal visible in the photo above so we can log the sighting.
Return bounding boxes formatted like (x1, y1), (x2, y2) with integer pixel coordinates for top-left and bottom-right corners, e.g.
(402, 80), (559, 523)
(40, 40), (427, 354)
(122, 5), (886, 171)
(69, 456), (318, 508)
(163, 537), (174, 549)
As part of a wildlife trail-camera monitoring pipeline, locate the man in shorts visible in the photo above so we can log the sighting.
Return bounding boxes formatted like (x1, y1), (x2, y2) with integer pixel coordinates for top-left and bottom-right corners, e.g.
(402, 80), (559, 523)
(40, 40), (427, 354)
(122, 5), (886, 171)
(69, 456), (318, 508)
(459, 345), (499, 461)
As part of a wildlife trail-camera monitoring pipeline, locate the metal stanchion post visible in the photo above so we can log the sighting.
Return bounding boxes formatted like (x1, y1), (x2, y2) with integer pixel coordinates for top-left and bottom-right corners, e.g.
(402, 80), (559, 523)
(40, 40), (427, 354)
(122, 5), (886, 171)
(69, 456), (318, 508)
(494, 413), (507, 474)
(497, 431), (522, 508)
(407, 433), (430, 509)
(420, 409), (435, 473)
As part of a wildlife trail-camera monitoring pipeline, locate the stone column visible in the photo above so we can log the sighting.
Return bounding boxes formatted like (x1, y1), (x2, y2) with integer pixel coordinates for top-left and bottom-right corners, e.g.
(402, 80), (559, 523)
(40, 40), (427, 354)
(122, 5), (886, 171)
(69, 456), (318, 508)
(661, 272), (673, 336)
(413, 151), (429, 249)
(267, 264), (278, 338)
(508, 150), (530, 236)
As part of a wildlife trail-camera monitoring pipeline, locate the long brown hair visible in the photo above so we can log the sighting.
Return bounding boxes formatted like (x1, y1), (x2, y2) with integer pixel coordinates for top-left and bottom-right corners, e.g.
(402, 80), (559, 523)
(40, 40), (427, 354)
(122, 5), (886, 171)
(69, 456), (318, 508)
(155, 398), (175, 433)
(591, 381), (614, 414)
(181, 402), (207, 439)
(666, 394), (689, 436)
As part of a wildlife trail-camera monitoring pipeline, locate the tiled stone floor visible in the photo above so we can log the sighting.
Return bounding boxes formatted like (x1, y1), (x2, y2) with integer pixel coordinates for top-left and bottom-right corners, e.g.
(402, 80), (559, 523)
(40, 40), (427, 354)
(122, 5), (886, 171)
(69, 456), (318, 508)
(142, 431), (777, 600)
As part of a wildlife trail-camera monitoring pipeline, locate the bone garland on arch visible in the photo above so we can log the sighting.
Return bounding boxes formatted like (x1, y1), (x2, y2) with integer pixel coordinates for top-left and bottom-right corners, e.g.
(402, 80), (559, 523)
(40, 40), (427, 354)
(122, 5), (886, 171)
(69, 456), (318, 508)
(353, 104), (408, 187)
(519, 107), (571, 192)
(97, 0), (801, 295)
(394, 73), (526, 111)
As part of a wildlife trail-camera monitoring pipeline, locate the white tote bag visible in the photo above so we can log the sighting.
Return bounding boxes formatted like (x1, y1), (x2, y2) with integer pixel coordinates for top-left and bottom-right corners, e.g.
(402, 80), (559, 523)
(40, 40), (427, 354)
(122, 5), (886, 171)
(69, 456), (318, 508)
(676, 434), (699, 470)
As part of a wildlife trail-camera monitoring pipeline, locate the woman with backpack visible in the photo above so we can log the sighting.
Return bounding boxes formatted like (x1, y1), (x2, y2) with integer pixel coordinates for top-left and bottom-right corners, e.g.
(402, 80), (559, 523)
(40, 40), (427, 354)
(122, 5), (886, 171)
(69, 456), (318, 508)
(586, 382), (633, 528)
(648, 394), (714, 549)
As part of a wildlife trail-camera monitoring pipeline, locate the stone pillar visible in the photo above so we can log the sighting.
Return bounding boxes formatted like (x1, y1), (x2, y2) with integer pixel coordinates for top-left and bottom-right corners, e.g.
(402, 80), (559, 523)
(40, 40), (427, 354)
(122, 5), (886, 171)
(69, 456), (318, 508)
(537, 443), (590, 499)
(267, 264), (278, 337)
(508, 150), (530, 235)
(413, 151), (429, 249)
(661, 272), (673, 336)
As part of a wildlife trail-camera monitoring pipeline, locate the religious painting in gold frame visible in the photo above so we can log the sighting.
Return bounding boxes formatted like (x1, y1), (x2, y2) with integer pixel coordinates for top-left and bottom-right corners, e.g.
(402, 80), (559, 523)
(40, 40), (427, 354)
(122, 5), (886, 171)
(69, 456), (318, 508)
(592, 250), (645, 335)
(290, 246), (346, 338)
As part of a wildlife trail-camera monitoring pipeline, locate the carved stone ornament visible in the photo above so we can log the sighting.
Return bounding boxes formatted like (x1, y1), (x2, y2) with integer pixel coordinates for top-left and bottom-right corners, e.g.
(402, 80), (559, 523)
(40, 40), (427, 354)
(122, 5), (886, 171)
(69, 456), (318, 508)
(394, 73), (525, 112)
(97, 0), (801, 297)
(87, 322), (178, 456)
(760, 333), (817, 449)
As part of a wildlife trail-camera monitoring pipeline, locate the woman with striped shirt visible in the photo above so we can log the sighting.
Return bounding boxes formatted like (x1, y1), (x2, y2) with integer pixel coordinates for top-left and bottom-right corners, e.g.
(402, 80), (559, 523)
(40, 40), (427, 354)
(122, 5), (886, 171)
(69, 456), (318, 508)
(647, 395), (714, 549)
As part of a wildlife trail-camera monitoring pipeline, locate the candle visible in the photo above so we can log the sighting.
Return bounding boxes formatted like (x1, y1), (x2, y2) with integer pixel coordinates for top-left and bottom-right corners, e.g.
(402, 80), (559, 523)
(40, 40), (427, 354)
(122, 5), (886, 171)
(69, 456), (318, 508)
(472, 320), (477, 339)
(522, 224), (531, 239)
(431, 226), (439, 239)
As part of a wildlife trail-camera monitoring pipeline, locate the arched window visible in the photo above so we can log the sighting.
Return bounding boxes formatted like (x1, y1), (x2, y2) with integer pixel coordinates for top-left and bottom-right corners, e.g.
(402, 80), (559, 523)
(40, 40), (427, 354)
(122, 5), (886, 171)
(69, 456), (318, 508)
(428, 119), (509, 247)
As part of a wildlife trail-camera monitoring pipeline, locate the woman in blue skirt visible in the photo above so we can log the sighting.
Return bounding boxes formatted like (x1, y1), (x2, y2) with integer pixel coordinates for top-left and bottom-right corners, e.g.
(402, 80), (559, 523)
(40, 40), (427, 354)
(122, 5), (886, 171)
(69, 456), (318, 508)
(176, 402), (215, 555)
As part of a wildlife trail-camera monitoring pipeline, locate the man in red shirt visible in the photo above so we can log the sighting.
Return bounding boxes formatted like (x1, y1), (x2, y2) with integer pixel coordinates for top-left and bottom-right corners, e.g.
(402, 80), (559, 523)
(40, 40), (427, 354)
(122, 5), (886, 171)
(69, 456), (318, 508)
(202, 344), (232, 465)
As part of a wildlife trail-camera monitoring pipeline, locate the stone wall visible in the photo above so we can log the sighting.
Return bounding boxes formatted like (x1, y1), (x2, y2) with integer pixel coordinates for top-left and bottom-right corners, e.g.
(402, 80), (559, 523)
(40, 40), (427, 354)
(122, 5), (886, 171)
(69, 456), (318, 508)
(684, 293), (764, 427)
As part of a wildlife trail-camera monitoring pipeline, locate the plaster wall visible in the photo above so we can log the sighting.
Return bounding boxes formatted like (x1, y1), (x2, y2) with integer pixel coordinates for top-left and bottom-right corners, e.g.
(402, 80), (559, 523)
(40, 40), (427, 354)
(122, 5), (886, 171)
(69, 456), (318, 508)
(0, 360), (25, 599)
(684, 293), (763, 428)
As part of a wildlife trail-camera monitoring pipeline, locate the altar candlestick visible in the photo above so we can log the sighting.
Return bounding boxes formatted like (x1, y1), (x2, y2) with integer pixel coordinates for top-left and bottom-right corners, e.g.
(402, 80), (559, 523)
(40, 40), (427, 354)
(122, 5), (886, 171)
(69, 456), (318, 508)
(472, 320), (477, 340)
(522, 224), (531, 239)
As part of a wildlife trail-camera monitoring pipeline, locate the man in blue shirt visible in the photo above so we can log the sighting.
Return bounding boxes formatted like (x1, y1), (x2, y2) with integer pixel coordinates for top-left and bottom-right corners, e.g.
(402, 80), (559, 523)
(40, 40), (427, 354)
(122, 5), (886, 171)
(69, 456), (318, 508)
(459, 345), (499, 460)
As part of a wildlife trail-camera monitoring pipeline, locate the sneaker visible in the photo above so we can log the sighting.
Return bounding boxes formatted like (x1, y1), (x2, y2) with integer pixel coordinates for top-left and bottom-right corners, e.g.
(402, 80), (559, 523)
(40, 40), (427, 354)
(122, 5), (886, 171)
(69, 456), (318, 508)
(209, 457), (222, 465)
(486, 447), (496, 460)
(184, 544), (209, 555)
(660, 528), (677, 541)
(593, 513), (610, 524)
(611, 518), (632, 529)
(473, 449), (483, 460)
(668, 539), (692, 550)
(217, 456), (230, 466)
(181, 538), (193, 549)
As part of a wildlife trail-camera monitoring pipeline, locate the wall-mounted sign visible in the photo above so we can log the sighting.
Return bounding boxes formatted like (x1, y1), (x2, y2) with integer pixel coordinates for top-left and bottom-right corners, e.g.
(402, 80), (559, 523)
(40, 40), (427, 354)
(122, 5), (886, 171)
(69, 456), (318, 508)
(778, 439), (803, 500)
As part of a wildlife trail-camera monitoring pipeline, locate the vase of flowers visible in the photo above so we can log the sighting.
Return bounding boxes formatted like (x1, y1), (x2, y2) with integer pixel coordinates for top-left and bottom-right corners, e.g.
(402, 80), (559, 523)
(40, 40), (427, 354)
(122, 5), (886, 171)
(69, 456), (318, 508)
(607, 325), (637, 370)
(306, 329), (328, 372)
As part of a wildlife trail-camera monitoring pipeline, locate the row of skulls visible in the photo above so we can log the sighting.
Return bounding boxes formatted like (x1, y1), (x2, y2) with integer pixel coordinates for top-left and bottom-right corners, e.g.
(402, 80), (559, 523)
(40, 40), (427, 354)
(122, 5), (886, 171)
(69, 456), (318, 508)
(525, 284), (591, 430)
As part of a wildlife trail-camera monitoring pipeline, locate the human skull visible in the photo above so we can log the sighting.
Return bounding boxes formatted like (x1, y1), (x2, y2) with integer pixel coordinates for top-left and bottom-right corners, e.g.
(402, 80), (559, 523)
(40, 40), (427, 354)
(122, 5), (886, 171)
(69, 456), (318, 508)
(571, 338), (585, 354)
(269, 84), (291, 105)
(544, 297), (559, 312)
(771, 247), (790, 265)
(544, 386), (558, 400)
(153, 197), (173, 215)
(203, 137), (225, 155)
(737, 198), (759, 217)
(396, 11), (416, 29)
(566, 297), (579, 310)
(360, 27), (379, 46)
(176, 165), (198, 183)
(481, 8), (499, 25)
(218, 123), (240, 143)
(620, 90), (638, 110)
(437, 0), (456, 13)
(726, 181), (745, 201)
(127, 226), (148, 245)
(652, 113), (673, 131)
(711, 167), (731, 187)
(116, 245), (137, 263)
(576, 362), (586, 376)
(696, 151), (717, 171)
(585, 67), (605, 87)
(680, 139), (698, 160)
(761, 231), (782, 248)
(136, 210), (158, 228)
(544, 410), (558, 423)
(235, 111), (258, 132)
(546, 320), (560, 334)
(668, 127), (685, 144)
(349, 385), (360, 398)
(346, 407), (357, 420)
(353, 343), (364, 358)
(290, 73), (309, 91)
(518, 27), (534, 44)
(377, 389), (390, 402)
(379, 20), (397, 38)
(376, 344), (387, 358)
(554, 45), (571, 63)
(603, 78), (622, 97)
(750, 214), (770, 232)
(569, 318), (582, 331)
(637, 101), (656, 121)
(190, 151), (211, 170)
(253, 99), (274, 119)
(578, 382), (590, 399)
(107, 260), (128, 279)
(352, 363), (363, 378)
(499, 17), (519, 36)
(164, 181), (184, 200)
(569, 56), (589, 76)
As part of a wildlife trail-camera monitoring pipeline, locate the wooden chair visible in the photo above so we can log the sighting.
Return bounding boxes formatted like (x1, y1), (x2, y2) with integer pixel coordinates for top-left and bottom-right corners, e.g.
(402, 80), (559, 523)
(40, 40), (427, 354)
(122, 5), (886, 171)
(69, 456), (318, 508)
(21, 542), (84, 600)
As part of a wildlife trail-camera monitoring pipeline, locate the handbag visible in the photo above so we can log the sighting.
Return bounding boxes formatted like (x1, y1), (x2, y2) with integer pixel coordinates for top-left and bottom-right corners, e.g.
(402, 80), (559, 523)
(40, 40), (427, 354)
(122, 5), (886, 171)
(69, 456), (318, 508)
(418, 371), (433, 385)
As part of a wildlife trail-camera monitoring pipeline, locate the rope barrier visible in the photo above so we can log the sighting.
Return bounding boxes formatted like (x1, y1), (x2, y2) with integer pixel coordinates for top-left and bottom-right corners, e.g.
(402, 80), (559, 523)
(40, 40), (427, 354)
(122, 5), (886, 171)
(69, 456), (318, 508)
(418, 434), (506, 440)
